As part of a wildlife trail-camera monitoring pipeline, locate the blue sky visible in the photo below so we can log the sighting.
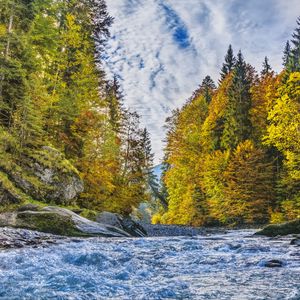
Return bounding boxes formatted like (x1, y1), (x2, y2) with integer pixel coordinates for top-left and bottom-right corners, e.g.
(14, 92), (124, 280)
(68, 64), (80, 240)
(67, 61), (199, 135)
(103, 0), (300, 163)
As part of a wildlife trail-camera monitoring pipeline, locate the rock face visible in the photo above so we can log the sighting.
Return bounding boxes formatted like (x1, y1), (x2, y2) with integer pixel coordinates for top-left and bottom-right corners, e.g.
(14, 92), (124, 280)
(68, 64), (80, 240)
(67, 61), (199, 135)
(0, 146), (83, 206)
(0, 207), (131, 237)
(96, 212), (147, 237)
(255, 219), (300, 237)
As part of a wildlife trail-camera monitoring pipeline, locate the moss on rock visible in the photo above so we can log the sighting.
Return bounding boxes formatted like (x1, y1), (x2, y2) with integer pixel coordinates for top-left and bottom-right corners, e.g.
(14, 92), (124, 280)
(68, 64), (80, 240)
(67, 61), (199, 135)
(255, 219), (300, 236)
(0, 206), (131, 237)
(0, 171), (31, 209)
(16, 211), (89, 236)
(0, 146), (83, 207)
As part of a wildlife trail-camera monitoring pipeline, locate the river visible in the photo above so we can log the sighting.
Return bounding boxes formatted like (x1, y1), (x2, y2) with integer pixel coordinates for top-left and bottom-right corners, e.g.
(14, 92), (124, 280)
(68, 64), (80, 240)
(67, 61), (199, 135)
(0, 230), (299, 299)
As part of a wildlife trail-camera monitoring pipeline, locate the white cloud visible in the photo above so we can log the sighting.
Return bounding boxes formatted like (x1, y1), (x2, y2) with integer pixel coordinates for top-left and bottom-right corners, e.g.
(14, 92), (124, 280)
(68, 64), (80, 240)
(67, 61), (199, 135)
(103, 0), (300, 164)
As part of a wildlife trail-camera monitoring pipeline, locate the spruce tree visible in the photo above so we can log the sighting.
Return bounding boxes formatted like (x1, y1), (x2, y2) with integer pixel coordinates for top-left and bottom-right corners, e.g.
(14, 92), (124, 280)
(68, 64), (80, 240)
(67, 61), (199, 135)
(105, 76), (124, 133)
(283, 41), (291, 67)
(220, 45), (236, 82)
(199, 75), (216, 104)
(221, 51), (252, 150)
(286, 17), (300, 72)
(261, 56), (272, 76)
(291, 17), (300, 70)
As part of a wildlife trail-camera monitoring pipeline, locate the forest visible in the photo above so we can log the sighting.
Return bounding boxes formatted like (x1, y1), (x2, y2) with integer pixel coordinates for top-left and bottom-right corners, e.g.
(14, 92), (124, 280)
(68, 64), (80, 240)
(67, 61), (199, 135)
(0, 0), (299, 228)
(0, 0), (155, 217)
(155, 19), (300, 226)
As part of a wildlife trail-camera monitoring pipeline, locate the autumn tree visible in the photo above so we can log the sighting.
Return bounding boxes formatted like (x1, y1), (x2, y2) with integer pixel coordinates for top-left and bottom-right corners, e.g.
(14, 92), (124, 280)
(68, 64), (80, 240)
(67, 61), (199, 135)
(223, 140), (275, 224)
(265, 72), (300, 219)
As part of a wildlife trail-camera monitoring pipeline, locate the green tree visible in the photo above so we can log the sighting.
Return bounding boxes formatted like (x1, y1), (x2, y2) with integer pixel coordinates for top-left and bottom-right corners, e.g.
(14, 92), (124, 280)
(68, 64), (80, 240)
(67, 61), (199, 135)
(221, 51), (252, 150)
(261, 56), (272, 76)
(220, 44), (236, 82)
(283, 41), (291, 67)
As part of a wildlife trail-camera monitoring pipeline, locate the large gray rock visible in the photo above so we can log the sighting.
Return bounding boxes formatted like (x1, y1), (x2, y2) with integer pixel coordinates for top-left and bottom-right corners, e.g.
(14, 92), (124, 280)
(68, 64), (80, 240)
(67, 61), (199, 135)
(0, 207), (131, 237)
(255, 219), (300, 237)
(96, 211), (147, 237)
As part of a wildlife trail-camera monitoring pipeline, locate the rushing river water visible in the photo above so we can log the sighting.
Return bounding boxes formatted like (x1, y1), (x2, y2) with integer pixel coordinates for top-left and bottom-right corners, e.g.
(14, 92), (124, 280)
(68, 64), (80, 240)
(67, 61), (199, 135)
(0, 230), (299, 300)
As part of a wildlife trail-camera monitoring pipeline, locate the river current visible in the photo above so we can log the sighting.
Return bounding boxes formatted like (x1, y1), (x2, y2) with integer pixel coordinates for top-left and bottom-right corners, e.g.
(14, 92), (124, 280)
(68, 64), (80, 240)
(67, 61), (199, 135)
(0, 230), (299, 299)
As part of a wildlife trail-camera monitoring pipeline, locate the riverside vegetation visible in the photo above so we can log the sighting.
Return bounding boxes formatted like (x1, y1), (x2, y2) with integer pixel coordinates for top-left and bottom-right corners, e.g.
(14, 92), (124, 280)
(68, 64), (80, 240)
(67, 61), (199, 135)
(0, 0), (156, 224)
(154, 22), (300, 228)
(0, 0), (299, 236)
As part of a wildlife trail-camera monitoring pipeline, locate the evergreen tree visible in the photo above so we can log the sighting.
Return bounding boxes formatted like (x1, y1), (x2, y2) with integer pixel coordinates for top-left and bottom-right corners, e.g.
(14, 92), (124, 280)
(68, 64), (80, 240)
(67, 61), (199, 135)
(291, 17), (300, 71)
(141, 127), (154, 174)
(105, 76), (124, 132)
(220, 44), (236, 82)
(283, 41), (291, 67)
(221, 51), (252, 150)
(261, 56), (272, 76)
(286, 17), (300, 72)
(198, 75), (216, 104)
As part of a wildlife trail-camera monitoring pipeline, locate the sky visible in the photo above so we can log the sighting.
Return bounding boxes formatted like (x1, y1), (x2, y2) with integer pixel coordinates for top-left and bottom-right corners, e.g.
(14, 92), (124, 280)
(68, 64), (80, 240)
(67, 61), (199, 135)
(103, 0), (300, 164)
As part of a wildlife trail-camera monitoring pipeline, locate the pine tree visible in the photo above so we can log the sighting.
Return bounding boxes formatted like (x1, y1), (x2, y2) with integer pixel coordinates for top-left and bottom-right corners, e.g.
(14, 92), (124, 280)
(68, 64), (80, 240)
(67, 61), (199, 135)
(221, 51), (252, 150)
(291, 17), (300, 71)
(261, 56), (272, 76)
(286, 17), (300, 72)
(141, 128), (154, 173)
(198, 75), (216, 104)
(220, 44), (236, 82)
(283, 41), (291, 67)
(105, 76), (124, 132)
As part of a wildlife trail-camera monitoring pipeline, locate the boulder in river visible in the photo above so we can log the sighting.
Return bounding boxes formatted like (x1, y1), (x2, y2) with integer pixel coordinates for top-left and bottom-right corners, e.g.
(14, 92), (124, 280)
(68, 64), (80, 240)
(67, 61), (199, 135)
(255, 219), (300, 237)
(262, 259), (284, 268)
(0, 206), (131, 237)
(96, 211), (147, 237)
(291, 238), (300, 246)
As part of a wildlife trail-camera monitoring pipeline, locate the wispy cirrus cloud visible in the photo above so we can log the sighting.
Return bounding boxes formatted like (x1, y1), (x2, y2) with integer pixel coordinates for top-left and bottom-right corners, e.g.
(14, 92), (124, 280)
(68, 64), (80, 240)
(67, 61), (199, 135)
(103, 0), (300, 163)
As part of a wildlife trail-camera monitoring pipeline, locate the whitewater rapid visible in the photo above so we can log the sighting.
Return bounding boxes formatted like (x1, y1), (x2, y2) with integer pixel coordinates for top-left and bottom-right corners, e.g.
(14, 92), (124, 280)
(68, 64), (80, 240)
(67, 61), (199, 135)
(0, 230), (299, 299)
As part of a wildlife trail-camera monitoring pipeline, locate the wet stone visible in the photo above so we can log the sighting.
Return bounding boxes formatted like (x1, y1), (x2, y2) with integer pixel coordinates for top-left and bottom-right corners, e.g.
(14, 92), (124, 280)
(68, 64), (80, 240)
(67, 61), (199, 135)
(290, 238), (300, 246)
(0, 227), (64, 250)
(263, 259), (284, 268)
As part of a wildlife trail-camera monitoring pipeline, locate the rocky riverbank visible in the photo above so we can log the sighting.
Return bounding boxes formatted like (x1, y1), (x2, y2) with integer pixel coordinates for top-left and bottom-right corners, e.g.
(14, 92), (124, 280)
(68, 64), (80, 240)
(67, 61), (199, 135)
(0, 227), (64, 250)
(1, 204), (299, 251)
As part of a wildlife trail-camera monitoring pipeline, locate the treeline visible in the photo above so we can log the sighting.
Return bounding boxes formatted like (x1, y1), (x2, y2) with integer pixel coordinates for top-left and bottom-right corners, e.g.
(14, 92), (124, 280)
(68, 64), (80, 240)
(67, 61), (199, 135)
(0, 0), (154, 214)
(155, 18), (300, 226)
